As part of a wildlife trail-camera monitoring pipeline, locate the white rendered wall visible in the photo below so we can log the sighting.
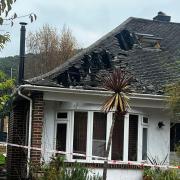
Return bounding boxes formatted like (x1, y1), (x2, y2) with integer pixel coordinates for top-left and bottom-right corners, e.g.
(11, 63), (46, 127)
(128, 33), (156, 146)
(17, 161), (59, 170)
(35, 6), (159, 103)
(41, 99), (170, 178)
(91, 169), (143, 180)
(145, 108), (170, 162)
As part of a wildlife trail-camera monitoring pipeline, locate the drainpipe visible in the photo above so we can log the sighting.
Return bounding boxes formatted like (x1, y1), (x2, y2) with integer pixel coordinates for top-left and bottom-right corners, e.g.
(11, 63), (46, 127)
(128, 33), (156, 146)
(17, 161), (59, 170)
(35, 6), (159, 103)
(18, 89), (32, 178)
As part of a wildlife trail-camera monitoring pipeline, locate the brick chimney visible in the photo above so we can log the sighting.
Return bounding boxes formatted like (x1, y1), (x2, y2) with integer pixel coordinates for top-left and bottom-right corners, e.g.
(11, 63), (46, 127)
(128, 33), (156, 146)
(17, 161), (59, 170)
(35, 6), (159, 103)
(153, 12), (171, 22)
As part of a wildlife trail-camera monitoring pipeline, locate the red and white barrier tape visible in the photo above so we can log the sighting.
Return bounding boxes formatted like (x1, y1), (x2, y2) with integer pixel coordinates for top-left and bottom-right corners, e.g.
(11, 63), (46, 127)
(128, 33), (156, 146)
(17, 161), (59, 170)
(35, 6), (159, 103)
(0, 141), (180, 169)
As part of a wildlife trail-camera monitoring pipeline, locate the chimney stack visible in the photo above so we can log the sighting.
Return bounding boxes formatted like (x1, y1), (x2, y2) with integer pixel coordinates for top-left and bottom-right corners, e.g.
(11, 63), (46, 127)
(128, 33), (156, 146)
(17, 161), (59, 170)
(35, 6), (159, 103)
(153, 12), (171, 22)
(18, 22), (27, 84)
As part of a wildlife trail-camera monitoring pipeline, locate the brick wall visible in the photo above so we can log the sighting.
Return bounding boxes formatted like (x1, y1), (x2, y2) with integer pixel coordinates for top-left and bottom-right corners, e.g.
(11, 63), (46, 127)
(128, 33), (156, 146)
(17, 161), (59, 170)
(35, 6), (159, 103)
(31, 92), (44, 164)
(7, 91), (44, 179)
(7, 100), (29, 179)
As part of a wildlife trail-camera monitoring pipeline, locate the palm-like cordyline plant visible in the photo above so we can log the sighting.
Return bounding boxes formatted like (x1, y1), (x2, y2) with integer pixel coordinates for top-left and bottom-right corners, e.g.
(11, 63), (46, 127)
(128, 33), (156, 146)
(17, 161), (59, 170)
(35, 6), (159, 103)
(101, 68), (132, 180)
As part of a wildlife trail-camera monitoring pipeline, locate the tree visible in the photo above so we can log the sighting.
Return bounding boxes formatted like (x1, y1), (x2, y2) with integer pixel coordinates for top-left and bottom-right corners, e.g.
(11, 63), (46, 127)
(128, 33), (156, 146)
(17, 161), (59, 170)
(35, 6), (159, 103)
(101, 68), (132, 180)
(59, 26), (77, 64)
(166, 81), (180, 121)
(165, 56), (180, 120)
(0, 71), (14, 115)
(26, 24), (77, 77)
(0, 0), (36, 50)
(0, 0), (15, 50)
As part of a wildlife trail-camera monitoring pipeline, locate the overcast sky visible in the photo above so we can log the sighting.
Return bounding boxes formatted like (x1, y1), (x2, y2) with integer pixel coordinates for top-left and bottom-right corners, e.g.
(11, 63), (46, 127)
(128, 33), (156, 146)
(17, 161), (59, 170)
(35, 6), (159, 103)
(0, 0), (180, 57)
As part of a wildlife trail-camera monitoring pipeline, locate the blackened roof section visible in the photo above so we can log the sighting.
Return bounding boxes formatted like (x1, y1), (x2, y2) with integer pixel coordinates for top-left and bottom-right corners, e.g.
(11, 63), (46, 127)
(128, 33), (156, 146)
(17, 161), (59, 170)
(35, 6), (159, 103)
(26, 17), (180, 94)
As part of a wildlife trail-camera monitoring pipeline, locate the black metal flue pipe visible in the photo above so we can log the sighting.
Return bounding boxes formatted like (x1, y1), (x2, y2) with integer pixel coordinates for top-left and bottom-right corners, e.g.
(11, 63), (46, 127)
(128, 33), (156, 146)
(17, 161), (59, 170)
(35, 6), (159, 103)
(18, 22), (27, 84)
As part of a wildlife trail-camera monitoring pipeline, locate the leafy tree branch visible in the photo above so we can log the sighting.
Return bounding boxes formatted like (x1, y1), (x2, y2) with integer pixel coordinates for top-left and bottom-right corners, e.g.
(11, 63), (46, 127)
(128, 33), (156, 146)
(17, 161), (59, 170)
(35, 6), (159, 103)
(0, 71), (14, 113)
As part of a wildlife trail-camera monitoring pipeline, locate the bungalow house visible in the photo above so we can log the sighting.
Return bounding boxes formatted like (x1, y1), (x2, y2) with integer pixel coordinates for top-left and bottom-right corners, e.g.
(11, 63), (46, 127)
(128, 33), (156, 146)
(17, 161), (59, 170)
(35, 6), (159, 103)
(7, 12), (180, 179)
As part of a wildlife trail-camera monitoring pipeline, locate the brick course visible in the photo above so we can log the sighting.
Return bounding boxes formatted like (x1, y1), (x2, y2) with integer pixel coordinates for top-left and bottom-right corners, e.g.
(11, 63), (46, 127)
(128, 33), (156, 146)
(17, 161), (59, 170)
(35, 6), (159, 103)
(7, 100), (29, 179)
(31, 92), (44, 164)
(7, 92), (44, 179)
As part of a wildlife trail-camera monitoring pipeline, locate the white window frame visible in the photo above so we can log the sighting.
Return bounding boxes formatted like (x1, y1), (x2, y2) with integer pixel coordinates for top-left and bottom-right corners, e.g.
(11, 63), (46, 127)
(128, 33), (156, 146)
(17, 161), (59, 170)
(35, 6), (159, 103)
(71, 110), (89, 162)
(54, 111), (71, 161)
(141, 116), (149, 161)
(90, 111), (109, 163)
(123, 113), (129, 161)
(127, 113), (139, 162)
(54, 110), (148, 163)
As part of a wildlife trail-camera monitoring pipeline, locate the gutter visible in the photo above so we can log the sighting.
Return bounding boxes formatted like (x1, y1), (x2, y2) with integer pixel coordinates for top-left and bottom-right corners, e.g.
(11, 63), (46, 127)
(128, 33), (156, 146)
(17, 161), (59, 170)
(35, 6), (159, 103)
(17, 84), (166, 101)
(17, 88), (32, 178)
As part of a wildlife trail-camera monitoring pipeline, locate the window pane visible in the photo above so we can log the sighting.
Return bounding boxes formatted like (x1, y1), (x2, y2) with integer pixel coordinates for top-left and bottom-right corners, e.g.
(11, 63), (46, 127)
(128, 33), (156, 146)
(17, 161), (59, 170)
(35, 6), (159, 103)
(56, 123), (67, 152)
(128, 114), (138, 161)
(57, 112), (67, 119)
(73, 112), (87, 159)
(170, 123), (180, 152)
(93, 112), (107, 158)
(143, 117), (148, 124)
(112, 114), (124, 160)
(142, 128), (148, 160)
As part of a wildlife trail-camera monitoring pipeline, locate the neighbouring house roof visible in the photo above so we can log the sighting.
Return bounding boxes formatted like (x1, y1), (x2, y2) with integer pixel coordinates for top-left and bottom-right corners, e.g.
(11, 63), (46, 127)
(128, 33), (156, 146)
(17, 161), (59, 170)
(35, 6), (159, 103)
(26, 14), (180, 95)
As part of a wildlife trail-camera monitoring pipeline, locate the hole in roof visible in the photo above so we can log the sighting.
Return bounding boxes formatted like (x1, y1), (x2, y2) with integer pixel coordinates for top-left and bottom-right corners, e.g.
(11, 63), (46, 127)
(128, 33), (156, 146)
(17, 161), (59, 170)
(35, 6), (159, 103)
(100, 50), (112, 68)
(90, 52), (102, 71)
(115, 29), (134, 51)
(135, 33), (162, 49)
(116, 30), (163, 50)
(67, 66), (80, 86)
(56, 71), (70, 87)
(81, 55), (91, 74)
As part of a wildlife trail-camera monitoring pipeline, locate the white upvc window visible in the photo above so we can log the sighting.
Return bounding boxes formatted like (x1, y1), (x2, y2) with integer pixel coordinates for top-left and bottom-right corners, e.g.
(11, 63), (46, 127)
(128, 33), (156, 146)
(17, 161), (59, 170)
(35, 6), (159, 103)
(54, 111), (148, 162)
(128, 114), (139, 161)
(55, 112), (69, 154)
(55, 112), (72, 161)
(73, 111), (88, 160)
(92, 112), (107, 159)
(142, 116), (149, 160)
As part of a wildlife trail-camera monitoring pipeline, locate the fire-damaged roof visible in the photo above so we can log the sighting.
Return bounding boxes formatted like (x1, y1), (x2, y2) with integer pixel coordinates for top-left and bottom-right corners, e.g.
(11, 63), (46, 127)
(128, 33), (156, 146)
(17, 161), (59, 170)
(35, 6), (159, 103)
(26, 13), (180, 95)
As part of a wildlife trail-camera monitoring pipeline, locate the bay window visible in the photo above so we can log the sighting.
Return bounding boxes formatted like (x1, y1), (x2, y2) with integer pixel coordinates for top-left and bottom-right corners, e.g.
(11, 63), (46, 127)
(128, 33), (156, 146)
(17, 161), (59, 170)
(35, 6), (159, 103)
(55, 111), (148, 162)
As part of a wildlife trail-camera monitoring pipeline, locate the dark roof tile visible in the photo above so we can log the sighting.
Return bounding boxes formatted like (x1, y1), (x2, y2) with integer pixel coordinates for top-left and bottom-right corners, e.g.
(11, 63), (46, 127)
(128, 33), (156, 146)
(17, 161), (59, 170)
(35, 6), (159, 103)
(26, 17), (180, 94)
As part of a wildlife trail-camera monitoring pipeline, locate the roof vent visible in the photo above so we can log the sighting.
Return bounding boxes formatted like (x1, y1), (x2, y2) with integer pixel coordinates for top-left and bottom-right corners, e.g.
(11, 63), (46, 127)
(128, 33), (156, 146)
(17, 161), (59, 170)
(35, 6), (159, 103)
(153, 11), (171, 22)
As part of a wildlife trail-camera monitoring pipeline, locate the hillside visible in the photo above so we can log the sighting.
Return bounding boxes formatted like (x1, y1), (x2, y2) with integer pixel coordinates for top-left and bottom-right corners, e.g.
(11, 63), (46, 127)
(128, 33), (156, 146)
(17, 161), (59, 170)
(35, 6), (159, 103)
(0, 49), (83, 80)
(0, 56), (19, 79)
(0, 55), (37, 80)
(0, 54), (56, 80)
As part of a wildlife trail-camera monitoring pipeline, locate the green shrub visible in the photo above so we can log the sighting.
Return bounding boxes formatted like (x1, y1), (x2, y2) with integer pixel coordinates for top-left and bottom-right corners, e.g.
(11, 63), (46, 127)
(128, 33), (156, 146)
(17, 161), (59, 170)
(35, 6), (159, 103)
(143, 167), (180, 180)
(0, 154), (5, 165)
(31, 156), (102, 180)
(175, 144), (180, 158)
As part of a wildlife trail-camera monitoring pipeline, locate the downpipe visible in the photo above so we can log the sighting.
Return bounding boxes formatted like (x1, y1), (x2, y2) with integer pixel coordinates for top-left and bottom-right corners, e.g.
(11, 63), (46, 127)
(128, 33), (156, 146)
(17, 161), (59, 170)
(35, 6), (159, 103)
(18, 89), (32, 178)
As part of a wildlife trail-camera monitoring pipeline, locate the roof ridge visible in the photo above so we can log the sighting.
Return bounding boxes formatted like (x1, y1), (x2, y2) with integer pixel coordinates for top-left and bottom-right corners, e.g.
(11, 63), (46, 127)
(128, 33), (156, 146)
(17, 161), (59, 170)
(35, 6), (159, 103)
(26, 17), (135, 83)
(131, 16), (180, 25)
